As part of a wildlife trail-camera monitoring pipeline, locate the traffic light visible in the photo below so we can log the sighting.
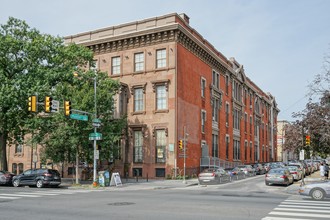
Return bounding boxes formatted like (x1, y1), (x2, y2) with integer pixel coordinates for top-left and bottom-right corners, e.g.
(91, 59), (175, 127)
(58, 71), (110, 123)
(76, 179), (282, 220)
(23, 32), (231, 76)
(44, 96), (52, 113)
(178, 139), (183, 150)
(64, 100), (71, 116)
(28, 96), (37, 112)
(305, 135), (311, 146)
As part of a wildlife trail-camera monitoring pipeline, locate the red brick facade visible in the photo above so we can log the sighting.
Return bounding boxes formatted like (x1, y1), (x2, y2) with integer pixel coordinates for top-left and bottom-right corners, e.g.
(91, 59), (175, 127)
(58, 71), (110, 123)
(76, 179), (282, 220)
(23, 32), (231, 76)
(6, 13), (279, 179)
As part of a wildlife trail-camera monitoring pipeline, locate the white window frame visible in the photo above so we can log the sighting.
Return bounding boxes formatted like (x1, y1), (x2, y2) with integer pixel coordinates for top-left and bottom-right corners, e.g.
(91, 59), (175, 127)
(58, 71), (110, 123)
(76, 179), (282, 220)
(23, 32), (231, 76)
(111, 56), (121, 75)
(134, 52), (144, 72)
(156, 49), (166, 68)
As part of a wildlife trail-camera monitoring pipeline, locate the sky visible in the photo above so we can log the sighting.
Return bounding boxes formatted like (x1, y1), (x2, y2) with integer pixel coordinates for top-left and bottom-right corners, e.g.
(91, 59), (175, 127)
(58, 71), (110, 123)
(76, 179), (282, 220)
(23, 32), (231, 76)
(1, 0), (329, 122)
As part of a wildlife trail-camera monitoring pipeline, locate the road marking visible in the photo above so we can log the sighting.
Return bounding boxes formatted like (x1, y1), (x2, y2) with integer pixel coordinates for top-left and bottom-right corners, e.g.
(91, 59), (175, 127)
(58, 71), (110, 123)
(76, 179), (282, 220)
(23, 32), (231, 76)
(282, 201), (330, 206)
(0, 196), (20, 199)
(284, 199), (330, 204)
(17, 192), (59, 196)
(0, 193), (40, 197)
(274, 207), (330, 213)
(262, 198), (330, 219)
(269, 211), (330, 218)
(279, 204), (330, 209)
(262, 217), (314, 220)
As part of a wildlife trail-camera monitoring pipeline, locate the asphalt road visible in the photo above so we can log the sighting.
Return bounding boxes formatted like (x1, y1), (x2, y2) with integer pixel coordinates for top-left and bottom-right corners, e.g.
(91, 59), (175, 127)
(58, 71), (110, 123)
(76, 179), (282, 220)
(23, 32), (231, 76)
(0, 175), (329, 220)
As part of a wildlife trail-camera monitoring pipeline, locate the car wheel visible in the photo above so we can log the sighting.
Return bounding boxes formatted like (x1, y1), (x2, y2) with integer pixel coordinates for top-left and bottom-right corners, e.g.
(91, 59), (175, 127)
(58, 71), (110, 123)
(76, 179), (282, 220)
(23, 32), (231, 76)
(311, 188), (325, 200)
(265, 182), (270, 186)
(36, 180), (44, 188)
(13, 179), (20, 187)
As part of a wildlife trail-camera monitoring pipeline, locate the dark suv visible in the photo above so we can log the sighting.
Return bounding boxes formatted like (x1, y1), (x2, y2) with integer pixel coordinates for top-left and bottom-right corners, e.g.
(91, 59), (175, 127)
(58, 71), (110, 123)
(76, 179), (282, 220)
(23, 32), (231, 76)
(12, 169), (61, 188)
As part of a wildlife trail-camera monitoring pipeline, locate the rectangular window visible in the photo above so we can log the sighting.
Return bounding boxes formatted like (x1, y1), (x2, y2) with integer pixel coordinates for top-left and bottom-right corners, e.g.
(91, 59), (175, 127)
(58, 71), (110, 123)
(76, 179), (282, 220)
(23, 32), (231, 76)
(133, 130), (143, 163)
(156, 85), (167, 110)
(212, 134), (219, 157)
(201, 78), (206, 98)
(156, 49), (166, 68)
(233, 109), (241, 130)
(250, 142), (253, 161)
(212, 70), (220, 89)
(225, 136), (229, 159)
(201, 110), (206, 133)
(250, 116), (252, 135)
(225, 103), (229, 125)
(134, 52), (144, 72)
(212, 98), (219, 122)
(244, 113), (248, 132)
(225, 75), (229, 94)
(111, 56), (121, 74)
(233, 140), (240, 160)
(156, 130), (166, 163)
(244, 141), (248, 161)
(134, 88), (144, 112)
(15, 144), (23, 153)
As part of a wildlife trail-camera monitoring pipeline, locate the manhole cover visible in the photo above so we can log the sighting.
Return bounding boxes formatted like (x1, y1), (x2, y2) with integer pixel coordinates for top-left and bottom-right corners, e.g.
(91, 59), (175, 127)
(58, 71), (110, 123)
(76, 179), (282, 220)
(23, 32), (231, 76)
(108, 202), (135, 206)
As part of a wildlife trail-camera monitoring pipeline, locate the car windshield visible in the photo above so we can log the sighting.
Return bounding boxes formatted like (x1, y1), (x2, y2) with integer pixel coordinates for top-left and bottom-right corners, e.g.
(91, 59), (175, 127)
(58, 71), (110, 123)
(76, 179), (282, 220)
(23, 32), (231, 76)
(269, 169), (284, 174)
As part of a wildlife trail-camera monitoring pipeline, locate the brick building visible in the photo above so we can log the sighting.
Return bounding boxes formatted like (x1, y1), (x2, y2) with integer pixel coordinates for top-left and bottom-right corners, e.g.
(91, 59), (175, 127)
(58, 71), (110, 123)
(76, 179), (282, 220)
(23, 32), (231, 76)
(7, 13), (279, 179)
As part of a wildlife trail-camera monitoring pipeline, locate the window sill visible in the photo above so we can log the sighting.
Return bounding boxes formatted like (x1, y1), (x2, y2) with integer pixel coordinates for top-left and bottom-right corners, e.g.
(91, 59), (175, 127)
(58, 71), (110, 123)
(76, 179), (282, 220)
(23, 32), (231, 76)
(154, 109), (169, 114)
(14, 153), (24, 157)
(132, 111), (146, 115)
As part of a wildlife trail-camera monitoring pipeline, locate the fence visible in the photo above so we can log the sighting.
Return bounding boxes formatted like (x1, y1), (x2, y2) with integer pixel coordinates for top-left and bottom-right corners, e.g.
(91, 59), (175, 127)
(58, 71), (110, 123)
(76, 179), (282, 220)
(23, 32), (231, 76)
(200, 156), (243, 170)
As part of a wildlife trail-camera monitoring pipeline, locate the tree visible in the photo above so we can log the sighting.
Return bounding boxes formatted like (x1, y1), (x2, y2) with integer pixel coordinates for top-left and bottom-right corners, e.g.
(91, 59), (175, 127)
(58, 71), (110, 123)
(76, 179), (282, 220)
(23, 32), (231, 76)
(0, 17), (93, 170)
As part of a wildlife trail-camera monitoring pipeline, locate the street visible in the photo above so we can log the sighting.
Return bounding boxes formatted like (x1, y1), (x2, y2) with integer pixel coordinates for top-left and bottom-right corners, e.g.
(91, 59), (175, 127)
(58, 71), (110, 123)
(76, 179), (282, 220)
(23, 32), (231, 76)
(1, 175), (329, 220)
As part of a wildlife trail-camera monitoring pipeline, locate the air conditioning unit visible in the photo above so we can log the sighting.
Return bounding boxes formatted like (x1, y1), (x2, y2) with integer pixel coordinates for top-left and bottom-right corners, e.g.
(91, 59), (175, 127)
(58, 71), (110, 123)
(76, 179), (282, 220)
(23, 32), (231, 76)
(226, 122), (229, 127)
(250, 105), (252, 109)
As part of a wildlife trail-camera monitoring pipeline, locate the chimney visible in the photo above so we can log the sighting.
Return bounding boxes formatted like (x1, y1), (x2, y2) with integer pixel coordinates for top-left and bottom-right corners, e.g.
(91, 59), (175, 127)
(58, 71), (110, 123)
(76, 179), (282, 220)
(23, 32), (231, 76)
(179, 13), (190, 24)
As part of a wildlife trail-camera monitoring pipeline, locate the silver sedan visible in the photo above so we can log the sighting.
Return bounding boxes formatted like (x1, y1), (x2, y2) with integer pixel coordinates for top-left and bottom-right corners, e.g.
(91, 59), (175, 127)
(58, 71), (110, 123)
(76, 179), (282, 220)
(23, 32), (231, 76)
(299, 180), (330, 200)
(198, 168), (231, 185)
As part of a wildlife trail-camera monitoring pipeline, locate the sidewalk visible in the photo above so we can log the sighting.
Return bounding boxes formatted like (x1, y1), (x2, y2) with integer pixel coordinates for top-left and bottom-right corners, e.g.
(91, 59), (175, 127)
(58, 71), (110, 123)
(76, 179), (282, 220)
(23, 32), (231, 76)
(285, 170), (324, 195)
(61, 177), (199, 190)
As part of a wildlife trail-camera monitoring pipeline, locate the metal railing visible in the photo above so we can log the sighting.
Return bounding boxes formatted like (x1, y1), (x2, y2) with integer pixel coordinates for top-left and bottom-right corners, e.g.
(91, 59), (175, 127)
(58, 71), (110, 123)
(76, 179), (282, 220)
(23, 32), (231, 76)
(200, 156), (243, 170)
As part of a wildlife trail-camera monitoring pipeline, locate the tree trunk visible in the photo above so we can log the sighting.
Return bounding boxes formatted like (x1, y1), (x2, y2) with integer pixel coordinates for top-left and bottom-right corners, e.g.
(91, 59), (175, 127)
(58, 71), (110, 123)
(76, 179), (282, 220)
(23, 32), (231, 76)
(0, 132), (8, 171)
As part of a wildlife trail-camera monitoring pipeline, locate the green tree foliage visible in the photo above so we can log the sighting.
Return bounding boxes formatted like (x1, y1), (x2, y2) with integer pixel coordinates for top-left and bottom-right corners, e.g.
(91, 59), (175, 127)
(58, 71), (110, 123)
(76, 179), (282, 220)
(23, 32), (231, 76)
(0, 17), (126, 170)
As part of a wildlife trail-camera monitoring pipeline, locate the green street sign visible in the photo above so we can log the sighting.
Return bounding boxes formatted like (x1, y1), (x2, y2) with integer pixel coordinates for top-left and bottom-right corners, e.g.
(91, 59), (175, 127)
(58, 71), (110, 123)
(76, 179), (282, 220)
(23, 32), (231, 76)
(89, 132), (102, 140)
(70, 113), (88, 121)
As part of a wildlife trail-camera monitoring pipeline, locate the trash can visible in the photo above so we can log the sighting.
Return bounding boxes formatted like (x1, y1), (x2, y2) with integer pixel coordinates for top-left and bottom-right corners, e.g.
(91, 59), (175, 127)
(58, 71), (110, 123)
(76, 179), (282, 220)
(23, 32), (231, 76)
(104, 170), (110, 187)
(98, 171), (105, 187)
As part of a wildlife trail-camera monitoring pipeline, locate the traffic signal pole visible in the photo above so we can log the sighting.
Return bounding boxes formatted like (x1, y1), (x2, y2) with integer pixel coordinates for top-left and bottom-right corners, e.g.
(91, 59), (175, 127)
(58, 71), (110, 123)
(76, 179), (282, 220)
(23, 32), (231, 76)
(93, 75), (98, 187)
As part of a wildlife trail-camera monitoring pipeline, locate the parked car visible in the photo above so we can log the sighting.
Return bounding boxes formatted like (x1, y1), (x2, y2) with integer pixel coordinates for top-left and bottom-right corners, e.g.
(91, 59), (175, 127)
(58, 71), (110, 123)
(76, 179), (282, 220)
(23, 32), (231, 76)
(287, 166), (303, 181)
(265, 168), (294, 186)
(12, 168), (61, 188)
(198, 168), (231, 185)
(224, 167), (245, 177)
(237, 165), (255, 176)
(288, 162), (305, 177)
(299, 180), (330, 200)
(252, 163), (266, 175)
(0, 170), (15, 186)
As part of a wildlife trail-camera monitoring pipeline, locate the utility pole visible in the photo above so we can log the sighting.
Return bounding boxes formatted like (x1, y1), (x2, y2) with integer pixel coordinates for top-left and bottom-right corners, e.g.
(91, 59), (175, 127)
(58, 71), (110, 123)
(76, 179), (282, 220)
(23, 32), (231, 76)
(183, 126), (188, 184)
(93, 75), (98, 186)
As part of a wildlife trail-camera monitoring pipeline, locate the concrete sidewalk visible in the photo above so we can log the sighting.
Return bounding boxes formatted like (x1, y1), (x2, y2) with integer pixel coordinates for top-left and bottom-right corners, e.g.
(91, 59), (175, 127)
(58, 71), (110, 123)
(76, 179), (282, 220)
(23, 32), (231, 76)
(285, 170), (324, 195)
(61, 177), (199, 190)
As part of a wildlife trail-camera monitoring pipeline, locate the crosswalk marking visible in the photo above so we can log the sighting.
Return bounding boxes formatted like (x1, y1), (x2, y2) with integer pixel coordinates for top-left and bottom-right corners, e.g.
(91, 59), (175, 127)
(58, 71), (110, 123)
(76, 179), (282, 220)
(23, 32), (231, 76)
(268, 211), (330, 218)
(262, 217), (314, 220)
(262, 198), (330, 220)
(0, 193), (41, 197)
(0, 196), (20, 200)
(0, 189), (102, 201)
(274, 207), (330, 214)
(279, 204), (330, 210)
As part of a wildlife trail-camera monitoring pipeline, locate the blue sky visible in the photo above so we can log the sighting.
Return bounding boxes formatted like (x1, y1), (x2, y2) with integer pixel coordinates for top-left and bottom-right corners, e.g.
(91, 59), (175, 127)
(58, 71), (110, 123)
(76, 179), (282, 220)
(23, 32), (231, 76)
(1, 0), (329, 121)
